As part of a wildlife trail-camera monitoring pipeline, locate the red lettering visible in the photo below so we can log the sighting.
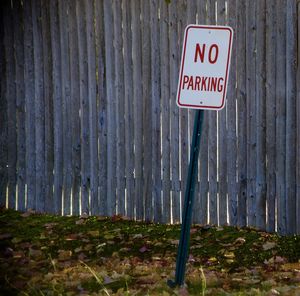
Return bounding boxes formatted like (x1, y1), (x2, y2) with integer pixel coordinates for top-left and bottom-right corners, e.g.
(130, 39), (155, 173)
(187, 76), (194, 90)
(217, 78), (224, 92)
(210, 77), (217, 91)
(194, 44), (206, 63)
(183, 75), (189, 89)
(208, 44), (219, 64)
(195, 76), (201, 90)
(201, 77), (207, 91)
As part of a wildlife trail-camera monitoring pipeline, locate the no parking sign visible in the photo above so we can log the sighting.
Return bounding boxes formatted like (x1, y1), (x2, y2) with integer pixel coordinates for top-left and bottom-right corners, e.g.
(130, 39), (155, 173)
(177, 25), (233, 110)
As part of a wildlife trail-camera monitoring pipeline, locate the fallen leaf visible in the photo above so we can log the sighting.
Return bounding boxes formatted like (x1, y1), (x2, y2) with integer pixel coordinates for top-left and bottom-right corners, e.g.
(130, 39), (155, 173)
(0, 233), (12, 240)
(44, 222), (58, 229)
(21, 210), (35, 217)
(58, 250), (72, 261)
(65, 234), (78, 241)
(281, 262), (300, 271)
(29, 248), (43, 259)
(262, 241), (277, 251)
(87, 230), (99, 237)
(234, 237), (246, 245)
(12, 237), (23, 244)
(139, 246), (149, 253)
(75, 219), (85, 225)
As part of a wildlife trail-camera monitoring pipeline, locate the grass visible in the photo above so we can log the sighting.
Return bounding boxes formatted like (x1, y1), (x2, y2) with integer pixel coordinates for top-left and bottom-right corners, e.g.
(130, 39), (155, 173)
(0, 208), (300, 295)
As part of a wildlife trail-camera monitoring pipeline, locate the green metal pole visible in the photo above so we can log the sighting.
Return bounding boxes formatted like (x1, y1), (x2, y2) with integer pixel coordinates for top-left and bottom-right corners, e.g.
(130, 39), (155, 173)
(169, 109), (204, 287)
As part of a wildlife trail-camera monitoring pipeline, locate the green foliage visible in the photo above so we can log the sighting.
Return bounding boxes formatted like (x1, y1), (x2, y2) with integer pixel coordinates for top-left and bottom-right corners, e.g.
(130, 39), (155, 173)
(0, 208), (300, 295)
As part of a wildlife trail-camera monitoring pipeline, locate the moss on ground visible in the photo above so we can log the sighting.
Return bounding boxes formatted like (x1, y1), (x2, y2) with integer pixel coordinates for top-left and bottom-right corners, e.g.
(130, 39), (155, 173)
(0, 208), (300, 295)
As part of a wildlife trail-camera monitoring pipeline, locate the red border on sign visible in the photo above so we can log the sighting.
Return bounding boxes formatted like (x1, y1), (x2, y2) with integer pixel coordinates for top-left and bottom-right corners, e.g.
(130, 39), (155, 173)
(177, 25), (233, 110)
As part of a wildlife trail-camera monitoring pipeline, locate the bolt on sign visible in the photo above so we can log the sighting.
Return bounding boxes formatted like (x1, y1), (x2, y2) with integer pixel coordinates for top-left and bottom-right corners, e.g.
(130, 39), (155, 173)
(177, 25), (233, 110)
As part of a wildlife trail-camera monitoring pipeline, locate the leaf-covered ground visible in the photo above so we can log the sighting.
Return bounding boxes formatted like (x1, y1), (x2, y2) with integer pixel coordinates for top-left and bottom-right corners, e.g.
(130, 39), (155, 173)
(0, 208), (300, 295)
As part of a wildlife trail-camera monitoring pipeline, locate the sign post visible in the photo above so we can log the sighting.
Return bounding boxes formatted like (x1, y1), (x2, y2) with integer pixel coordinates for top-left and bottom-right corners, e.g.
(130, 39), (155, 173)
(169, 25), (233, 287)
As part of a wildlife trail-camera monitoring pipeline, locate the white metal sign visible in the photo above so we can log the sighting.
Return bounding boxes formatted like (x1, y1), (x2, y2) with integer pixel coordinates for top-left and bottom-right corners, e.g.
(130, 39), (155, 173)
(177, 25), (233, 110)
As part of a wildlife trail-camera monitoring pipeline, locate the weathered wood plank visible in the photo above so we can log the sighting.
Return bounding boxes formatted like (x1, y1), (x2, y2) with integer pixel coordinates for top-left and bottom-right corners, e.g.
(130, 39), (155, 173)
(24, 0), (36, 211)
(33, 0), (45, 212)
(104, 0), (116, 216)
(276, 0), (287, 234)
(217, 0), (228, 226)
(85, 0), (99, 215)
(58, 0), (72, 215)
(196, 0), (209, 225)
(95, 0), (107, 216)
(42, 0), (54, 213)
(0, 5), (7, 207)
(122, 0), (134, 219)
(160, 0), (171, 223)
(207, 0), (218, 225)
(76, 0), (90, 215)
(131, 0), (143, 220)
(113, 0), (126, 217)
(227, 0), (237, 226)
(4, 1), (17, 209)
(285, 0), (297, 235)
(141, 0), (152, 221)
(297, 2), (300, 235)
(68, 0), (80, 215)
(169, 0), (180, 223)
(150, 0), (161, 223)
(14, 0), (26, 211)
(255, 0), (266, 230)
(265, 0), (276, 233)
(246, 0), (256, 227)
(50, 1), (63, 214)
(236, 0), (247, 227)
(186, 1), (198, 222)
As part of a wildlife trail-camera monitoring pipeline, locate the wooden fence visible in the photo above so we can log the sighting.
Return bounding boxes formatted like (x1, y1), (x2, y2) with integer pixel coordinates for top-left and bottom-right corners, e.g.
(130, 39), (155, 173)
(0, 0), (299, 235)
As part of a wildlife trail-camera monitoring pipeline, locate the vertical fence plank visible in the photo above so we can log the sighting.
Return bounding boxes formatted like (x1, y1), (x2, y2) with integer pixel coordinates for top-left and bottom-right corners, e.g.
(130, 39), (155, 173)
(77, 0), (90, 215)
(4, 1), (17, 209)
(246, 0), (256, 227)
(150, 0), (161, 223)
(185, 1), (202, 222)
(104, 0), (117, 216)
(297, 2), (300, 235)
(33, 0), (45, 212)
(42, 0), (54, 213)
(255, 0), (266, 230)
(178, 1), (188, 223)
(186, 1), (197, 223)
(50, 0), (63, 214)
(58, 0), (72, 215)
(141, 0), (152, 221)
(285, 0), (297, 235)
(265, 0), (276, 233)
(24, 0), (36, 211)
(217, 0), (228, 226)
(227, 0), (237, 226)
(276, 0), (287, 234)
(160, 0), (171, 223)
(236, 0), (247, 227)
(196, 0), (209, 225)
(0, 5), (7, 207)
(169, 0), (180, 223)
(14, 0), (26, 211)
(131, 0), (143, 219)
(86, 0), (99, 215)
(207, 0), (218, 225)
(95, 0), (107, 216)
(122, 0), (134, 218)
(113, 0), (126, 216)
(69, 0), (80, 215)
